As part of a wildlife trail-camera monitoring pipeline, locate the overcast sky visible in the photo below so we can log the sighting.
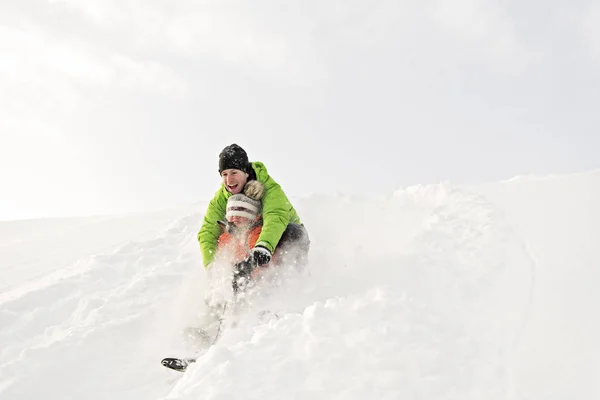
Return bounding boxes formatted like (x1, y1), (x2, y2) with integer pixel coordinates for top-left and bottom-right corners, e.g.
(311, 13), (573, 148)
(2, 0), (599, 220)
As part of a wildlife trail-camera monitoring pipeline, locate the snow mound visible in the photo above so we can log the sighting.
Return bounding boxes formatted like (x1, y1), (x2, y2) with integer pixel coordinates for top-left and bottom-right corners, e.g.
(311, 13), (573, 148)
(163, 183), (533, 400)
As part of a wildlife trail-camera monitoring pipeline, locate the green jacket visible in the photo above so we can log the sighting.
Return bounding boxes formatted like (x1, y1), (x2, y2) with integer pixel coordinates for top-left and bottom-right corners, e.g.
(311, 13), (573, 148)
(197, 161), (301, 267)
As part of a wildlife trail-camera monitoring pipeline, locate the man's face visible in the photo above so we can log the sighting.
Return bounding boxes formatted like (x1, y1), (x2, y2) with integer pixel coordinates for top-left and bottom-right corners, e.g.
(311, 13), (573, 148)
(221, 168), (248, 194)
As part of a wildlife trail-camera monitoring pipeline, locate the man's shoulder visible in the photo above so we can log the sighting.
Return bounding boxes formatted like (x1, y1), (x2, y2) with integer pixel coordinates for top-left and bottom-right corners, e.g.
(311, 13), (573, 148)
(250, 161), (270, 181)
(251, 161), (268, 172)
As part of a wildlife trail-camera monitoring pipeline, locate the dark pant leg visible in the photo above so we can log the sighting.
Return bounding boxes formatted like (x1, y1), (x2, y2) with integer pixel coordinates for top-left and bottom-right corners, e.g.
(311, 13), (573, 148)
(273, 223), (310, 268)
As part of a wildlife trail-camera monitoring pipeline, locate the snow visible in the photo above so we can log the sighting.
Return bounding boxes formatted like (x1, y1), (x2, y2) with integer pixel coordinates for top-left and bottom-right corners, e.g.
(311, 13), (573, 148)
(1, 171), (598, 399)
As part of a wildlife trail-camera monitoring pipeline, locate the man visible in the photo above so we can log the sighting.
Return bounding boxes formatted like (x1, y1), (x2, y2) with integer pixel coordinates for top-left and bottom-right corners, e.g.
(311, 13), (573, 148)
(198, 144), (309, 275)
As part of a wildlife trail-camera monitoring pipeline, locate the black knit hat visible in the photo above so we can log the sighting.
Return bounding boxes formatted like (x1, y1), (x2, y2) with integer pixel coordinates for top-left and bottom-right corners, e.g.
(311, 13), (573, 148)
(218, 144), (249, 174)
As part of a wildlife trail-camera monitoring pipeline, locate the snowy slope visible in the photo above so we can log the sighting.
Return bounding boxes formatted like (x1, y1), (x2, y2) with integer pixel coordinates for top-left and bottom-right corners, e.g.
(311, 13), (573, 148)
(474, 170), (600, 399)
(1, 172), (597, 399)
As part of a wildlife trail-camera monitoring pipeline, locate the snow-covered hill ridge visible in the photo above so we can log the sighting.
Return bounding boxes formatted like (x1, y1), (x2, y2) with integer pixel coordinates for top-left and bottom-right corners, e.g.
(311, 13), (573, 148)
(1, 171), (598, 399)
(162, 183), (533, 399)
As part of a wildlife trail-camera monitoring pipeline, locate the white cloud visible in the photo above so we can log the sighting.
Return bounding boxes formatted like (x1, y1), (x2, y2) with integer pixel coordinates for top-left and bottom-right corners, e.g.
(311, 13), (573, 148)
(0, 26), (85, 115)
(0, 25), (110, 84)
(581, 5), (600, 61)
(428, 0), (536, 74)
(42, 0), (541, 85)
(51, 0), (293, 73)
(111, 55), (188, 95)
(163, 10), (290, 71)
(0, 23), (187, 117)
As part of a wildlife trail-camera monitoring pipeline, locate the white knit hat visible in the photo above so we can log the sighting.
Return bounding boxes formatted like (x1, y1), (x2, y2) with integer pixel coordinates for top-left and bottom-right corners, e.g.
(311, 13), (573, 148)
(226, 194), (261, 220)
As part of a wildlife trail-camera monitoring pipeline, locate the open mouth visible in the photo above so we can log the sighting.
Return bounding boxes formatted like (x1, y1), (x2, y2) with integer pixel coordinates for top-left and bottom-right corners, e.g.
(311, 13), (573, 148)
(228, 184), (239, 191)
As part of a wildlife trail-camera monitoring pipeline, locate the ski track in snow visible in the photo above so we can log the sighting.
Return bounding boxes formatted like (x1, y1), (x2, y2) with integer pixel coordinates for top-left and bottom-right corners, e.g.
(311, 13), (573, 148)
(0, 184), (535, 400)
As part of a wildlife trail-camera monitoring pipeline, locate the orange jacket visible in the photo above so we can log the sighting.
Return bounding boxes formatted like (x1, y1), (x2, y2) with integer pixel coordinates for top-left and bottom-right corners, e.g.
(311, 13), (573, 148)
(217, 224), (263, 265)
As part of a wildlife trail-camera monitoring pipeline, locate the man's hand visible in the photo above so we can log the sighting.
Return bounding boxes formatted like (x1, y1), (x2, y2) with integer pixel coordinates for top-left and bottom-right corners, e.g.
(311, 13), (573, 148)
(248, 246), (271, 266)
(232, 246), (271, 293)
